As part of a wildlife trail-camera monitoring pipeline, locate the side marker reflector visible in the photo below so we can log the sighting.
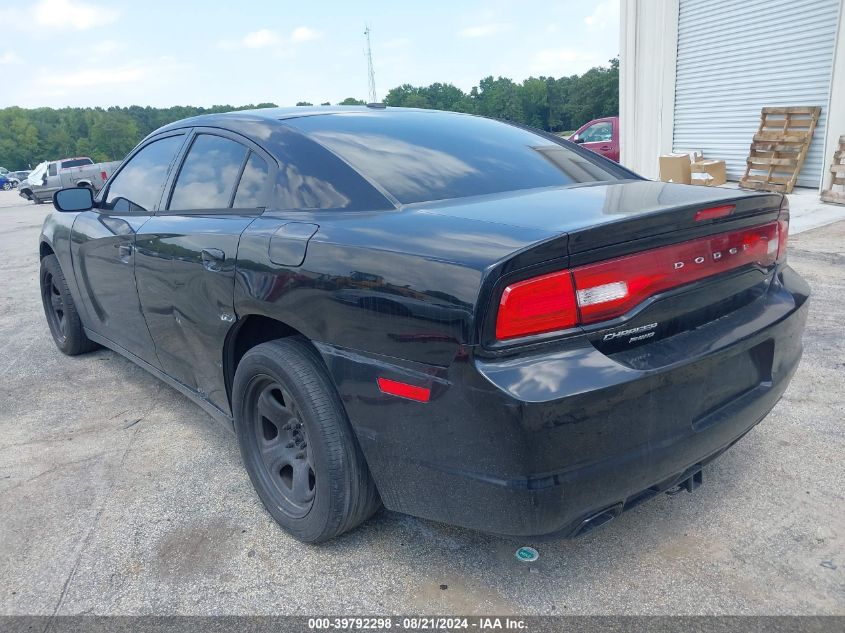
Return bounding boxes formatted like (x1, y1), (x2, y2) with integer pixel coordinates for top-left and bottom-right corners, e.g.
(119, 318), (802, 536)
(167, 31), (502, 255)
(377, 377), (431, 402)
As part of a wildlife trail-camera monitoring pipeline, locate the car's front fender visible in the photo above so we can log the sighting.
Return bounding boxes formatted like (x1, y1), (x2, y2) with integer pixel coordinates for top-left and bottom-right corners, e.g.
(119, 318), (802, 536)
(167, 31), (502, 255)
(39, 211), (89, 327)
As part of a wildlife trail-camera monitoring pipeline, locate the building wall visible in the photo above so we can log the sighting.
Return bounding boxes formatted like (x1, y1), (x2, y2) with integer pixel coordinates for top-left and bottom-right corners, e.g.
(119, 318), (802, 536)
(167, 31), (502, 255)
(620, 0), (845, 190)
(823, 4), (845, 192)
(619, 0), (679, 179)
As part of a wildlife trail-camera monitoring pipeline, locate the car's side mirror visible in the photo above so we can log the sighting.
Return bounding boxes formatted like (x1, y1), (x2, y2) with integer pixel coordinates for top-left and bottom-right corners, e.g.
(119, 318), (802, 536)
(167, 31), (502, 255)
(53, 187), (94, 212)
(573, 136), (585, 144)
(41, 173), (47, 183)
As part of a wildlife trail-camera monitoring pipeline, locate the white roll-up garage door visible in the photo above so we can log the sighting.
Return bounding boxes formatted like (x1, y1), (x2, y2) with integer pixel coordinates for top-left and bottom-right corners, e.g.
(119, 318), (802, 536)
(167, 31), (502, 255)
(673, 0), (841, 188)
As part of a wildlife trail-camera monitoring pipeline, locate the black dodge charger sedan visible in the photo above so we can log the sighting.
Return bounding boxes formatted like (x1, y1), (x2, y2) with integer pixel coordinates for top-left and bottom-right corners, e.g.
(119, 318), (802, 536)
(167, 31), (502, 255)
(39, 106), (809, 542)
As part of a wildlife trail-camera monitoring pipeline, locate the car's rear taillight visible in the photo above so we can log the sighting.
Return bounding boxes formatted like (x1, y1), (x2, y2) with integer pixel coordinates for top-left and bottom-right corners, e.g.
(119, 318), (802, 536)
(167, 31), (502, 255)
(495, 270), (578, 340)
(573, 222), (779, 324)
(495, 222), (781, 340)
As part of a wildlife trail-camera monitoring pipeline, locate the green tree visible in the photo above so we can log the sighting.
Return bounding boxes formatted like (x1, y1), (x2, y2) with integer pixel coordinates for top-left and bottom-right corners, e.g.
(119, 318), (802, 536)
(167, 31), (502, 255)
(383, 85), (417, 107)
(422, 83), (466, 110)
(520, 77), (550, 129)
(563, 58), (619, 128)
(89, 113), (139, 161)
(0, 57), (620, 168)
(46, 125), (75, 158)
(473, 76), (524, 122)
(0, 109), (40, 169)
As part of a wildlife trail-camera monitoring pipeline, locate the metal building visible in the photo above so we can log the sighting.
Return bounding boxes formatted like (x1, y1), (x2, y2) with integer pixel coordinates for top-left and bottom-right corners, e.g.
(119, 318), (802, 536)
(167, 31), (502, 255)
(620, 0), (845, 190)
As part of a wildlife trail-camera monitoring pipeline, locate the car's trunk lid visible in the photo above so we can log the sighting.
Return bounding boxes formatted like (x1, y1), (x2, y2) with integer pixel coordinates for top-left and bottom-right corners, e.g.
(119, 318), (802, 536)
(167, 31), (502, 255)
(426, 181), (787, 356)
(417, 180), (783, 256)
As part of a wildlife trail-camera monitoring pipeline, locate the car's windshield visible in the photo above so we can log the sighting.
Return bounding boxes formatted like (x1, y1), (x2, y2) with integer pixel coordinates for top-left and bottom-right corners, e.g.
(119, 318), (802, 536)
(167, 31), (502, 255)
(286, 111), (621, 205)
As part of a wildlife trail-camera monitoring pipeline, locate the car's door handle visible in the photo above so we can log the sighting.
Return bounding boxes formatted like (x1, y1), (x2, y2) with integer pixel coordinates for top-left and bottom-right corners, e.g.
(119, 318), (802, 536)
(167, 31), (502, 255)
(599, 145), (612, 151)
(201, 248), (225, 272)
(117, 243), (133, 262)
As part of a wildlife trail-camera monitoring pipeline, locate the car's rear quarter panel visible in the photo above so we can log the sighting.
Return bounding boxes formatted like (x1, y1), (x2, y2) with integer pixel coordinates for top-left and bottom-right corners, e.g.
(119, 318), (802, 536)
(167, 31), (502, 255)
(233, 208), (556, 366)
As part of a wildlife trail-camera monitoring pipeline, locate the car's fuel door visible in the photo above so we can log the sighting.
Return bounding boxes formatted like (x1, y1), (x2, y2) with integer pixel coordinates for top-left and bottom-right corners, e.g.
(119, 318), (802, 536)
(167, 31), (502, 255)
(269, 222), (319, 267)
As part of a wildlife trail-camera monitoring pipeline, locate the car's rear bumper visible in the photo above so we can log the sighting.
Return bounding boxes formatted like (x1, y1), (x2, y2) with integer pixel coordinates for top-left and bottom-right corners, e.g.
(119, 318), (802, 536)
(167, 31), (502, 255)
(318, 265), (810, 536)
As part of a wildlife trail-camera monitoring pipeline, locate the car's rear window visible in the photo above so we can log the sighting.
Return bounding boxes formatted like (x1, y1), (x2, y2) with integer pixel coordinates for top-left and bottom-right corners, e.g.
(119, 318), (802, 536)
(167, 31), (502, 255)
(61, 158), (93, 169)
(286, 111), (620, 204)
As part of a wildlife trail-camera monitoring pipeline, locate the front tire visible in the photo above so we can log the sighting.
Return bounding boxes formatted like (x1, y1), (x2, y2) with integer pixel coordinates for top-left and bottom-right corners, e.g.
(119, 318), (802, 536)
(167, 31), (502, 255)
(40, 255), (98, 355)
(233, 338), (381, 543)
(1, 182), (10, 191)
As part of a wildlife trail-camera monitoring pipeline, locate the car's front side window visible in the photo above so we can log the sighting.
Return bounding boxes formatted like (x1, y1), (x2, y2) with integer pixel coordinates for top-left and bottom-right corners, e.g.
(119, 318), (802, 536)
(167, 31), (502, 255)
(168, 134), (248, 210)
(103, 135), (185, 213)
(580, 122), (613, 143)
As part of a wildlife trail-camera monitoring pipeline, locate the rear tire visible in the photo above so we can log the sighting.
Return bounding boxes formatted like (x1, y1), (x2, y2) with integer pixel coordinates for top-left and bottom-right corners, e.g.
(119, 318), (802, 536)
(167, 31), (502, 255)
(40, 255), (98, 355)
(232, 338), (381, 543)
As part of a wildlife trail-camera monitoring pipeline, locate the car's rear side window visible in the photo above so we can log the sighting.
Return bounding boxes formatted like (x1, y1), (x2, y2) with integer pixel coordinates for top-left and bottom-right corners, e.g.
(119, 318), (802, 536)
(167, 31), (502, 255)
(169, 134), (247, 210)
(265, 125), (395, 212)
(233, 152), (269, 208)
(287, 112), (620, 204)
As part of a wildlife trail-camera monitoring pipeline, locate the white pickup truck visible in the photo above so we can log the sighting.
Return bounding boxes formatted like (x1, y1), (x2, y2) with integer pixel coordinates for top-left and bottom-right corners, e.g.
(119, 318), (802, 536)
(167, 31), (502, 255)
(19, 156), (121, 204)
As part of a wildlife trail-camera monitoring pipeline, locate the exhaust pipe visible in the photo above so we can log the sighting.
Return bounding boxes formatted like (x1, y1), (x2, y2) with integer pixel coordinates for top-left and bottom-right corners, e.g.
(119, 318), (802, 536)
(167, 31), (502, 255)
(573, 503), (623, 537)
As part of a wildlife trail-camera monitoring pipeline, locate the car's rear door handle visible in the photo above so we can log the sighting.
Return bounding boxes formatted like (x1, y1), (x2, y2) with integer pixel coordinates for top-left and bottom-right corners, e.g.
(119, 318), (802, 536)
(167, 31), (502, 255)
(600, 145), (612, 151)
(201, 248), (225, 272)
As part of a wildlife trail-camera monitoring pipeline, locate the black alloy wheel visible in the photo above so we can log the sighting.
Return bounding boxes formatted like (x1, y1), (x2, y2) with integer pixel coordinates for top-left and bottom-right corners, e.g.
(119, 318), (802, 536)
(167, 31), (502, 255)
(232, 338), (382, 542)
(42, 268), (67, 344)
(246, 377), (316, 517)
(39, 254), (98, 355)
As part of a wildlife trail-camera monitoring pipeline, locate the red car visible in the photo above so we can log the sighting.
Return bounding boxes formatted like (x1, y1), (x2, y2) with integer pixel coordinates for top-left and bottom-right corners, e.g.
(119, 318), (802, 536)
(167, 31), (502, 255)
(569, 116), (619, 162)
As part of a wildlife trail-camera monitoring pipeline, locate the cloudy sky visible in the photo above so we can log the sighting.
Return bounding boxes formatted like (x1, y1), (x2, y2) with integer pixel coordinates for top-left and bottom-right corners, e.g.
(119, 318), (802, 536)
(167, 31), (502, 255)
(0, 0), (619, 108)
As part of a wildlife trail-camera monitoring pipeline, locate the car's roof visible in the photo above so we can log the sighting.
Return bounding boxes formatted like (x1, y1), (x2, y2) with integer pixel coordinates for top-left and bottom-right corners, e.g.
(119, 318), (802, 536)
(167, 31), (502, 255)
(145, 106), (640, 207)
(243, 105), (414, 119)
(153, 105), (454, 135)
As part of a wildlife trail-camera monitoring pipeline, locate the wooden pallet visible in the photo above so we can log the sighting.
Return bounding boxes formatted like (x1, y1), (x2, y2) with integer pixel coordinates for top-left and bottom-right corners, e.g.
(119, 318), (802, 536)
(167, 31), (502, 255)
(739, 106), (821, 194)
(820, 135), (845, 206)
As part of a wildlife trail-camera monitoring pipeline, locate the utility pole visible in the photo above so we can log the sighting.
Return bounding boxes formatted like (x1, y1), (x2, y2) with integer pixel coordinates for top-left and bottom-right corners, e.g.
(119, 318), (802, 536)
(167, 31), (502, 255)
(364, 25), (377, 103)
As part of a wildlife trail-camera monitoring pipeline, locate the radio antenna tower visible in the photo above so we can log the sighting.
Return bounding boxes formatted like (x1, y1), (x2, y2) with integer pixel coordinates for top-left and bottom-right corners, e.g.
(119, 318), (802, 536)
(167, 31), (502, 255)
(364, 25), (377, 103)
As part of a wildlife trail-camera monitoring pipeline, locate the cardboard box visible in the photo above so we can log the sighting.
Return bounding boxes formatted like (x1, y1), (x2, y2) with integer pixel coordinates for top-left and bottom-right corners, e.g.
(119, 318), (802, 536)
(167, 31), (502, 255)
(659, 153), (691, 184)
(676, 149), (704, 162)
(690, 159), (727, 186)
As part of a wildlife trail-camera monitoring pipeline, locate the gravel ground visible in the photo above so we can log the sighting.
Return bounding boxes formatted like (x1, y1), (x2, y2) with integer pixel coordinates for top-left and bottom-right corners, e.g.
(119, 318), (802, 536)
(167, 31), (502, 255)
(0, 189), (842, 615)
